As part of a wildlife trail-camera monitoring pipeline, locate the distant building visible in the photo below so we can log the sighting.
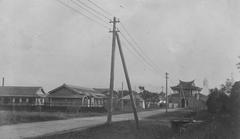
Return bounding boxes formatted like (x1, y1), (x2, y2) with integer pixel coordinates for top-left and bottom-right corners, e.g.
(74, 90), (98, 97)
(119, 94), (145, 111)
(118, 90), (145, 111)
(170, 80), (207, 109)
(0, 86), (46, 107)
(47, 84), (106, 108)
(94, 88), (118, 110)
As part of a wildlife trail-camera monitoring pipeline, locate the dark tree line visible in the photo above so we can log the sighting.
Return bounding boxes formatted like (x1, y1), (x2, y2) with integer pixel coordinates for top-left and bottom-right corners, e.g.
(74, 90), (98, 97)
(206, 79), (240, 118)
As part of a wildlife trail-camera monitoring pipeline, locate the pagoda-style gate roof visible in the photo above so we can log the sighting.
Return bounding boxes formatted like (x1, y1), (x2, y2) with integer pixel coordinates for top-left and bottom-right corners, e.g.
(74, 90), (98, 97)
(171, 80), (202, 91)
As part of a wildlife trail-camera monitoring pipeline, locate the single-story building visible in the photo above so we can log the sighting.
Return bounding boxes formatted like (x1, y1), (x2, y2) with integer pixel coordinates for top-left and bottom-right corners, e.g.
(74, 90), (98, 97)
(94, 88), (118, 110)
(0, 86), (46, 107)
(47, 84), (106, 108)
(119, 91), (145, 111)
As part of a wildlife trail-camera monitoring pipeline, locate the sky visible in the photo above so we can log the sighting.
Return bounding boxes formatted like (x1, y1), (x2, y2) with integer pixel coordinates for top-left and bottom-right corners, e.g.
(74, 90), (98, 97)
(0, 0), (239, 92)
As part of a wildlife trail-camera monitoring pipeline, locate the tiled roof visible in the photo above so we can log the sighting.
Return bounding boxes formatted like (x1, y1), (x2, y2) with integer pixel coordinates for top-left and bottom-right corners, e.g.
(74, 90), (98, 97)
(120, 94), (144, 101)
(171, 80), (202, 91)
(48, 84), (106, 98)
(0, 86), (45, 97)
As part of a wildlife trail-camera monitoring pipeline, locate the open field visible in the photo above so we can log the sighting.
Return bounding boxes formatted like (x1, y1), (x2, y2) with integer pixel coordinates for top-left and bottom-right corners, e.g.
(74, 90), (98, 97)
(29, 110), (240, 139)
(0, 110), (106, 126)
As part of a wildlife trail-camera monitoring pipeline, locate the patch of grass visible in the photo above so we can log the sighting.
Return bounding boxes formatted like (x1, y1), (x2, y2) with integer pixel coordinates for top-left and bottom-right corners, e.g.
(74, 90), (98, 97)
(0, 110), (105, 126)
(30, 120), (175, 139)
(178, 112), (240, 139)
(146, 109), (193, 120)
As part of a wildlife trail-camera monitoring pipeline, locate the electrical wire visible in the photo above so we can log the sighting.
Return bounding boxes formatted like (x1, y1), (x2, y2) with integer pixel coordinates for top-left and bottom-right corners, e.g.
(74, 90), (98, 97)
(56, 0), (109, 29)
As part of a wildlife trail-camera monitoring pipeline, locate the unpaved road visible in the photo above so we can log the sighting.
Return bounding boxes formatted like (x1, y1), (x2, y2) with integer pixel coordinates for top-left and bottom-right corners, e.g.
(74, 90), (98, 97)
(0, 109), (176, 139)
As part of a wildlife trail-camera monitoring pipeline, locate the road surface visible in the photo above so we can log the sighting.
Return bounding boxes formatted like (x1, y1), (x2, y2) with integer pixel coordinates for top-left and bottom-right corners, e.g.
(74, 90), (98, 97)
(0, 109), (175, 139)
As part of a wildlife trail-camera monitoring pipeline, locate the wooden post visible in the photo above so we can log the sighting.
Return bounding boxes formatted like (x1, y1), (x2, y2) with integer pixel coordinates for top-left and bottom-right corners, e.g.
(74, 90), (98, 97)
(2, 77), (4, 86)
(121, 82), (124, 111)
(116, 32), (139, 128)
(165, 72), (168, 112)
(107, 17), (118, 124)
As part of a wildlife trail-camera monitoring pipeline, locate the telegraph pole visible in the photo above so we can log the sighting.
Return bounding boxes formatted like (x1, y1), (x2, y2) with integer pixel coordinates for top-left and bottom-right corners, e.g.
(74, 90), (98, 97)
(107, 17), (119, 124)
(2, 77), (4, 87)
(165, 72), (168, 112)
(121, 82), (124, 111)
(116, 32), (139, 128)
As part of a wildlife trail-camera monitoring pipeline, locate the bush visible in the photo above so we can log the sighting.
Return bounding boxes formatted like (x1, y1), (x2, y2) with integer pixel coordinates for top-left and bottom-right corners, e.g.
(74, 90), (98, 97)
(206, 88), (229, 114)
(229, 81), (240, 118)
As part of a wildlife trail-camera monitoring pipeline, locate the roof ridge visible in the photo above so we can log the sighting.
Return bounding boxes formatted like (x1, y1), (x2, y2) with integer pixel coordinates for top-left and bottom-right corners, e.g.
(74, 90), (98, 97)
(64, 84), (94, 91)
(0, 86), (42, 88)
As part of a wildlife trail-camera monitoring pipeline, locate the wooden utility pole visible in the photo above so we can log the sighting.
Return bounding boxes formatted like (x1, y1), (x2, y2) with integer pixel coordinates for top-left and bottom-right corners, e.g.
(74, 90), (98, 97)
(121, 82), (124, 111)
(107, 17), (119, 124)
(116, 32), (139, 128)
(2, 77), (4, 87)
(165, 72), (168, 112)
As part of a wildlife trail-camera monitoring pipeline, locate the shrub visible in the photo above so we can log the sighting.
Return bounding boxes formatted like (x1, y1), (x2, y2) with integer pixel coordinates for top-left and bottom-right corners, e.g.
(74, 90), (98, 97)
(229, 81), (240, 118)
(206, 88), (229, 114)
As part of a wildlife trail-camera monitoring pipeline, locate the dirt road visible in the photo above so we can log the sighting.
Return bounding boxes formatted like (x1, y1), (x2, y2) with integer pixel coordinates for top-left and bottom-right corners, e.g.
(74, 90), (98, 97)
(0, 109), (175, 139)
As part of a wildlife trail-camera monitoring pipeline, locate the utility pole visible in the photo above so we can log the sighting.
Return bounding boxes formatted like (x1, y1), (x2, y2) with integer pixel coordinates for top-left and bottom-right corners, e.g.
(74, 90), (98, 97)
(2, 77), (4, 87)
(107, 17), (119, 124)
(165, 72), (168, 112)
(116, 32), (139, 128)
(121, 82), (124, 111)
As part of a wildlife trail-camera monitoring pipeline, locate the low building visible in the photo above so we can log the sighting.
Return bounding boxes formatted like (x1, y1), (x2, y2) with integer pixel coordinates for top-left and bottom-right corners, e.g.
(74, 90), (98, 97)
(47, 84), (106, 108)
(94, 88), (118, 110)
(119, 91), (145, 111)
(170, 80), (206, 109)
(0, 86), (46, 107)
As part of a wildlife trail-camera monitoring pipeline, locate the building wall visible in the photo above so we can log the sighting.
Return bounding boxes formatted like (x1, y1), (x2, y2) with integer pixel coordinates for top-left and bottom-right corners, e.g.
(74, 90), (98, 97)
(0, 96), (45, 106)
(48, 88), (104, 108)
(169, 95), (206, 109)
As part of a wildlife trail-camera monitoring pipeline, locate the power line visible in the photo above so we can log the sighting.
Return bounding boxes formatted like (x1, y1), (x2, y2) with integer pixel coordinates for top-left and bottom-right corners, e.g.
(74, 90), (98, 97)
(119, 23), (164, 74)
(119, 32), (165, 77)
(56, 0), (109, 29)
(75, 0), (111, 20)
(119, 31), (164, 75)
(87, 0), (113, 17)
(119, 34), (158, 74)
(70, 0), (109, 24)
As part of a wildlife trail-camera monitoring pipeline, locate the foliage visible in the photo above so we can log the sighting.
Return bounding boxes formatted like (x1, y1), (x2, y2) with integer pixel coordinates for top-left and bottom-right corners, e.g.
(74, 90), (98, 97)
(220, 78), (234, 94)
(228, 81), (240, 117)
(237, 56), (240, 71)
(207, 80), (240, 117)
(138, 86), (160, 102)
(206, 88), (229, 113)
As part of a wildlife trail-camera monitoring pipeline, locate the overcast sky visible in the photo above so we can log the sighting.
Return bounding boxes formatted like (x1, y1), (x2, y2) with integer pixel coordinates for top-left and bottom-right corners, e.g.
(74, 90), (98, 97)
(0, 0), (239, 92)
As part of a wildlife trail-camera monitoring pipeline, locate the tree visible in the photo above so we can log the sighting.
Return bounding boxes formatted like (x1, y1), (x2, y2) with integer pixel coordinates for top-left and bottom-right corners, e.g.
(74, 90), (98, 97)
(220, 78), (234, 94)
(237, 56), (240, 72)
(206, 88), (229, 113)
(229, 81), (240, 117)
(138, 86), (160, 107)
